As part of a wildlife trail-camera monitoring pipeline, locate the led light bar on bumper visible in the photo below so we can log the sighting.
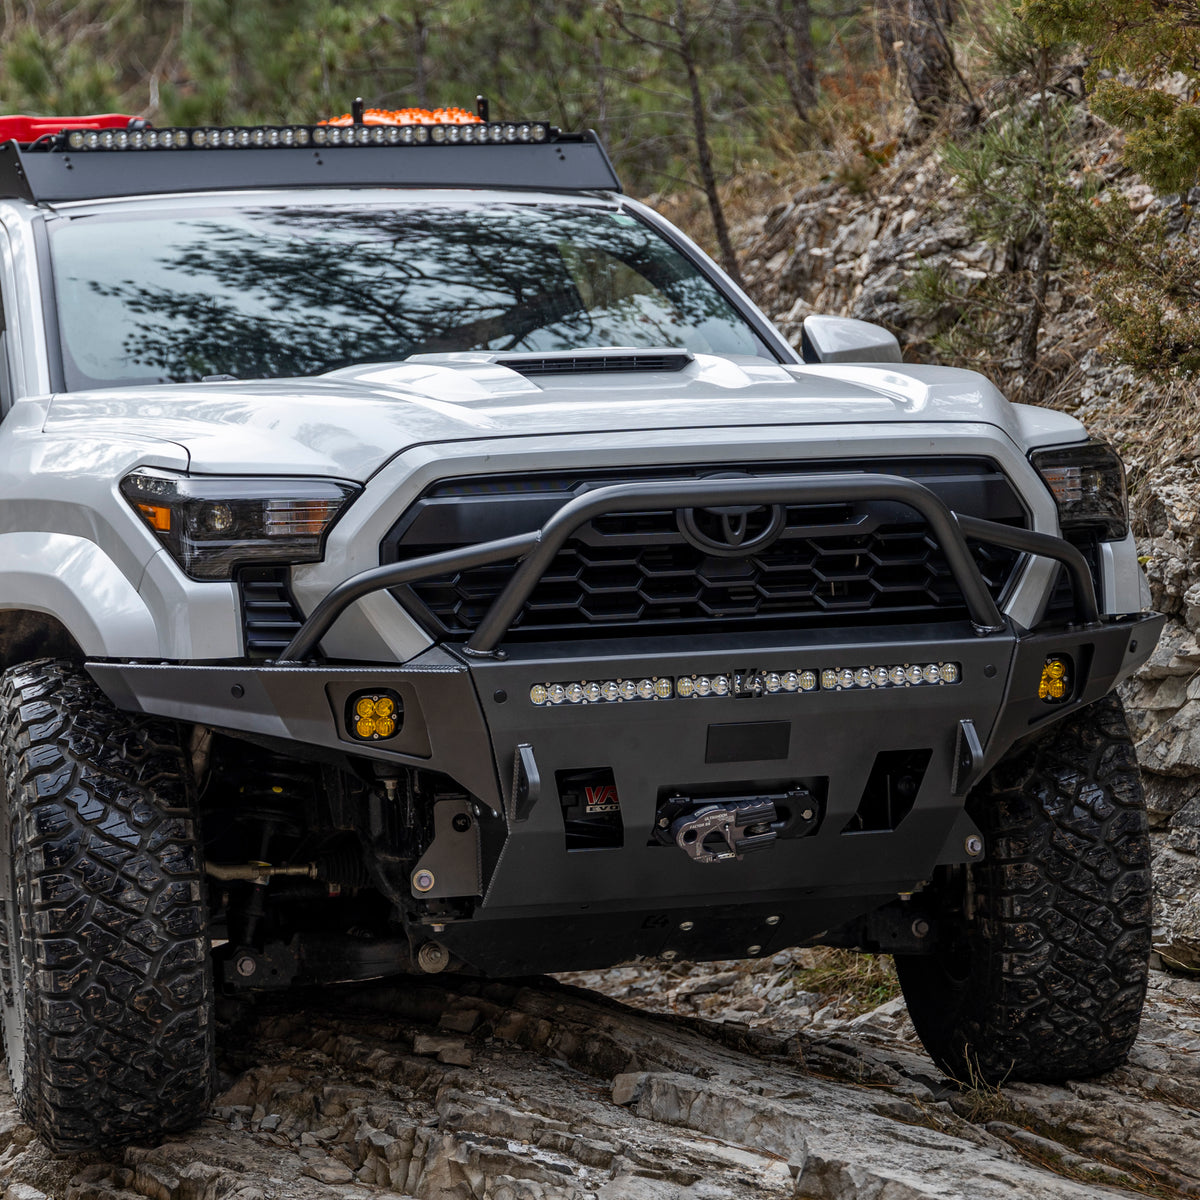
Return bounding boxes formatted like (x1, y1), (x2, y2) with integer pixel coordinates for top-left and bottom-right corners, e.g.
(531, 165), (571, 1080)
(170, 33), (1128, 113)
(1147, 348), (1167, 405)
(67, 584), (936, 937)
(121, 469), (358, 580)
(1031, 440), (1128, 540)
(529, 662), (960, 705)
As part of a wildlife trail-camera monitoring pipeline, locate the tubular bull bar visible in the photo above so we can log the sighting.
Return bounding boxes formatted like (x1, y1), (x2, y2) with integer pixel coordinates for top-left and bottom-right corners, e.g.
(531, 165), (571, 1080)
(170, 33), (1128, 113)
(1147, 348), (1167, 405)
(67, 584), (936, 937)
(278, 472), (1103, 663)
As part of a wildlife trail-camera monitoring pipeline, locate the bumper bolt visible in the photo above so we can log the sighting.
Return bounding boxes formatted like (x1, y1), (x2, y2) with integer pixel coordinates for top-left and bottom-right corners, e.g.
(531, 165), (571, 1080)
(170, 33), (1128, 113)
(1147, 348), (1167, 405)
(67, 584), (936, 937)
(912, 918), (931, 938)
(417, 942), (450, 974)
(765, 915), (781, 926)
(660, 949), (678, 961)
(412, 869), (436, 893)
(679, 920), (694, 931)
(964, 834), (984, 858)
(235, 954), (256, 978)
(747, 944), (762, 955)
(452, 813), (471, 833)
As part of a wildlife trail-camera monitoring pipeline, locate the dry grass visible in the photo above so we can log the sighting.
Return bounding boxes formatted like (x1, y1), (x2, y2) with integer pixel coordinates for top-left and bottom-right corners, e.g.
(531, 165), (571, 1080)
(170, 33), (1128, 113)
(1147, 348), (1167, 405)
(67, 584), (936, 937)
(791, 947), (901, 1018)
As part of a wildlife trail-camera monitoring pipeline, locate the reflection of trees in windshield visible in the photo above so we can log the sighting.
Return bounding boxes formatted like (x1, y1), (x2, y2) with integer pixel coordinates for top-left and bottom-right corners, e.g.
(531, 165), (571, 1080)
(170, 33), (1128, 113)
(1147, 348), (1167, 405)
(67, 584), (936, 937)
(56, 205), (761, 386)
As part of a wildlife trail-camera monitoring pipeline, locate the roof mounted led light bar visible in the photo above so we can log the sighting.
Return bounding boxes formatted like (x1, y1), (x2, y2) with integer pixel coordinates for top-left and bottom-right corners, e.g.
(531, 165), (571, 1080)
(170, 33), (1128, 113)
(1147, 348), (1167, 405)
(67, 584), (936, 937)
(58, 120), (552, 152)
(0, 112), (620, 202)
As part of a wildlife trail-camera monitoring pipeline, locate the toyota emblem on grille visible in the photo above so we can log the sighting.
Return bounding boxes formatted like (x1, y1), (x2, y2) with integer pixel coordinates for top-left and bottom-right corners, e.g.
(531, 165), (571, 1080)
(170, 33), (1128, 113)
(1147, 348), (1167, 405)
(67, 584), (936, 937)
(678, 499), (786, 558)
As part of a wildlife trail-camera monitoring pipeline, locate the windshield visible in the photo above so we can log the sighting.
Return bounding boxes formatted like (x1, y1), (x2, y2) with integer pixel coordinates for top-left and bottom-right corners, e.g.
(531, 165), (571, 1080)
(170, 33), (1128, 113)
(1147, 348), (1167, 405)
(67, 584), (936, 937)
(47, 200), (773, 388)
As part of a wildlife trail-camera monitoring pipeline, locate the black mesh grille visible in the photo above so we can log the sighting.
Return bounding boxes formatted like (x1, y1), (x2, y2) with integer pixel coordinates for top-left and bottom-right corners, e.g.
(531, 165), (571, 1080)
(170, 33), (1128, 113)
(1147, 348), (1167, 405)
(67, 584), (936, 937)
(239, 567), (304, 659)
(382, 459), (1030, 641)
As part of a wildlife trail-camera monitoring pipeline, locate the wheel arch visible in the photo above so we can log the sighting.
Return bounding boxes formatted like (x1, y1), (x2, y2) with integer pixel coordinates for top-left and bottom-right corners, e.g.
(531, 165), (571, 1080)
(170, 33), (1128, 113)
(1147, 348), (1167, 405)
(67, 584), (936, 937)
(0, 610), (85, 670)
(0, 532), (160, 661)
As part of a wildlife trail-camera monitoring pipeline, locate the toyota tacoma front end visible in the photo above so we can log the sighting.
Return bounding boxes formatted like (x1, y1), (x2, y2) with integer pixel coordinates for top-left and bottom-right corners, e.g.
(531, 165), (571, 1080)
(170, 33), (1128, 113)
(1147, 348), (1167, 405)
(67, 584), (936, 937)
(0, 108), (1161, 1149)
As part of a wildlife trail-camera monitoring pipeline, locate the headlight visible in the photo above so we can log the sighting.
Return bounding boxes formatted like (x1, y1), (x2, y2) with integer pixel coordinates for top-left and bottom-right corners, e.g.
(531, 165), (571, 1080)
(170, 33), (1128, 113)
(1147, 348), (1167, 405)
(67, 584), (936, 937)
(1029, 441), (1128, 541)
(120, 469), (358, 580)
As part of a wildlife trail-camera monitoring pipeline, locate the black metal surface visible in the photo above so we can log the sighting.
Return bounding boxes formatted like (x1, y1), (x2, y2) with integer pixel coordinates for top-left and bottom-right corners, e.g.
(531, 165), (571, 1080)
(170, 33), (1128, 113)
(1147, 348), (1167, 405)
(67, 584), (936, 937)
(88, 611), (1161, 946)
(86, 651), (504, 808)
(498, 350), (693, 376)
(977, 611), (1165, 776)
(291, 472), (1022, 662)
(955, 513), (1100, 626)
(279, 531), (538, 662)
(705, 721), (791, 763)
(462, 627), (1012, 915)
(1045, 532), (1101, 621)
(239, 567), (305, 660)
(410, 796), (482, 899)
(0, 134), (622, 202)
(465, 475), (1007, 653)
(384, 458), (1026, 644)
(430, 897), (893, 974)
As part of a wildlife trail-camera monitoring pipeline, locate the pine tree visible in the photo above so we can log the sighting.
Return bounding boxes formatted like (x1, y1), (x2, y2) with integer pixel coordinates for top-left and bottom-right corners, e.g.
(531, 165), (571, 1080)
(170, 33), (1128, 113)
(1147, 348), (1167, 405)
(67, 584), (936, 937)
(1022, 0), (1200, 193)
(1022, 0), (1200, 376)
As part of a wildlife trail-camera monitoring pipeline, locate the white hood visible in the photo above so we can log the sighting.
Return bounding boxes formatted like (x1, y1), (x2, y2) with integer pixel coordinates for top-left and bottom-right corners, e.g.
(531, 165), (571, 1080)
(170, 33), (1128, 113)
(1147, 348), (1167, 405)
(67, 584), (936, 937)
(42, 354), (1082, 480)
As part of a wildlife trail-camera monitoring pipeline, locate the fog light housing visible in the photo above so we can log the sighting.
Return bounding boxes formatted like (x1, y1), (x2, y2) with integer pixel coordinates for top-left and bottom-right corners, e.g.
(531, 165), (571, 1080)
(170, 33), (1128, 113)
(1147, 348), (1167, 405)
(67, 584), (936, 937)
(1038, 656), (1072, 704)
(347, 690), (403, 740)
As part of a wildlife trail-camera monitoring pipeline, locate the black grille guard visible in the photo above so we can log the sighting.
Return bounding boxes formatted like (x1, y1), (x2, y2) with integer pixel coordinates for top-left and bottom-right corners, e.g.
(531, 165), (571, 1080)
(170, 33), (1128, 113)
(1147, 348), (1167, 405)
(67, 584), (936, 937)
(276, 473), (1100, 663)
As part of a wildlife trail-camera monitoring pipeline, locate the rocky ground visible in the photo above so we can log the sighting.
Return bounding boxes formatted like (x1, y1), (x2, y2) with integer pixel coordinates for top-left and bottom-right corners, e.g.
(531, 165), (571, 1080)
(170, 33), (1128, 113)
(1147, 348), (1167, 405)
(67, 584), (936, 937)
(0, 963), (1198, 1200)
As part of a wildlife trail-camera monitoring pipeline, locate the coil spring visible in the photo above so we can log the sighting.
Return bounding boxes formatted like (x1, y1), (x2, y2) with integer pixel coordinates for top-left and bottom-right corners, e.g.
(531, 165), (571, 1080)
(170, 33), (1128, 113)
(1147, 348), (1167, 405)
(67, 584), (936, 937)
(233, 752), (316, 838)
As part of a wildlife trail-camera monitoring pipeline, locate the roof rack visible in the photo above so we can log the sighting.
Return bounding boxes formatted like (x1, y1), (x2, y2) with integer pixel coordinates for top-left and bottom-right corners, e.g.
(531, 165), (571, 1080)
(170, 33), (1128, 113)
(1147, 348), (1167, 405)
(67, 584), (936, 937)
(0, 117), (622, 203)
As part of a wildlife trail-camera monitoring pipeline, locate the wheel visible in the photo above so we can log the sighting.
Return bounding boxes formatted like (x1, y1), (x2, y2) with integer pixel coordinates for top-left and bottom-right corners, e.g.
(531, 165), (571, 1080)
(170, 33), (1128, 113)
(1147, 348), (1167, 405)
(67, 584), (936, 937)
(895, 693), (1151, 1084)
(0, 659), (214, 1150)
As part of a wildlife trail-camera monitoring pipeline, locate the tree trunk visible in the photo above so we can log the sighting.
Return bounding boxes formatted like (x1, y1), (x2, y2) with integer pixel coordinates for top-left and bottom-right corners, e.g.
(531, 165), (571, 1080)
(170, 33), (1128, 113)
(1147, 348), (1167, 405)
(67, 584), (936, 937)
(774, 0), (816, 121)
(1016, 227), (1049, 401)
(676, 0), (744, 286)
(902, 0), (957, 116)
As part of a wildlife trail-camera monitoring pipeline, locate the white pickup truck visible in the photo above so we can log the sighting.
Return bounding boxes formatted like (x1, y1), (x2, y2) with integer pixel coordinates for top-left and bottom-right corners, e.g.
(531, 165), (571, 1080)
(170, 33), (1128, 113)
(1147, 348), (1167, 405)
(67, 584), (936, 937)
(0, 108), (1161, 1149)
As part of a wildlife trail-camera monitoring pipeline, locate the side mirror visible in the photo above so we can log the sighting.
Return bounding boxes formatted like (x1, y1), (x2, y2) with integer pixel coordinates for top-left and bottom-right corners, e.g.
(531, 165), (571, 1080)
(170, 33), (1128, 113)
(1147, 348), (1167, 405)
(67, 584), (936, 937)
(801, 315), (902, 364)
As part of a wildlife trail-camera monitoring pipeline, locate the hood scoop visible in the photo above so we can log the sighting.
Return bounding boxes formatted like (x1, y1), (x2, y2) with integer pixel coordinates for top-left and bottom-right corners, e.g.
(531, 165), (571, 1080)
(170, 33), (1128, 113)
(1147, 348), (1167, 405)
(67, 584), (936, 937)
(491, 348), (695, 377)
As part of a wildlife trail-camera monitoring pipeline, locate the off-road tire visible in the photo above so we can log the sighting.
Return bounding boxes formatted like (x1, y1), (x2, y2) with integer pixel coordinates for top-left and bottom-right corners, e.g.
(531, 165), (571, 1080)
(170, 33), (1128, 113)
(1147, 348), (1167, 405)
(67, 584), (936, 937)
(0, 659), (214, 1151)
(895, 693), (1151, 1084)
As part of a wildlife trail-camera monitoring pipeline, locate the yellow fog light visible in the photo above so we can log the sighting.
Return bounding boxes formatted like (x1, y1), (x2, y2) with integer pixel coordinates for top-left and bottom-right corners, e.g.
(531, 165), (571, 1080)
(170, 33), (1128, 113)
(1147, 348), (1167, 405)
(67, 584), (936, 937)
(1038, 656), (1071, 704)
(346, 690), (403, 740)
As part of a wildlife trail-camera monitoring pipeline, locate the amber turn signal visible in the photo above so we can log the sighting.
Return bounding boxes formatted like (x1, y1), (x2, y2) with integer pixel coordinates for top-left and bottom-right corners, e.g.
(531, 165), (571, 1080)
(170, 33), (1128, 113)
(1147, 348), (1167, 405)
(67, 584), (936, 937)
(136, 502), (171, 532)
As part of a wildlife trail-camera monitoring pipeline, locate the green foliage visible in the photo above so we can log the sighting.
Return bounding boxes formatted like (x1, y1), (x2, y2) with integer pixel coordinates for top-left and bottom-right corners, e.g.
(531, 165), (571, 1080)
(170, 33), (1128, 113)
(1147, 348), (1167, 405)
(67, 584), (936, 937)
(1090, 80), (1200, 196)
(940, 92), (1075, 246)
(1021, 0), (1200, 376)
(0, 0), (855, 199)
(902, 12), (1078, 400)
(0, 0), (896, 266)
(0, 23), (121, 114)
(1022, 0), (1200, 193)
(903, 260), (1017, 368)
(1055, 193), (1200, 377)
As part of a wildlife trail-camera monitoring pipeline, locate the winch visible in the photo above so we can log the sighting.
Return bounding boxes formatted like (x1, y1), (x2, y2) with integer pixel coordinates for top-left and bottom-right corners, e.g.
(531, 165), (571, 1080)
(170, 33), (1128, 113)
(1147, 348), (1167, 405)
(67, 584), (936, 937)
(653, 787), (818, 863)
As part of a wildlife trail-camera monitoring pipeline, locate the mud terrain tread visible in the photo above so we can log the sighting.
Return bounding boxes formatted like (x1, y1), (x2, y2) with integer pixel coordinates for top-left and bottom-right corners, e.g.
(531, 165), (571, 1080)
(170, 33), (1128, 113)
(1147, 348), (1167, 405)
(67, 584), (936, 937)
(0, 659), (213, 1151)
(897, 693), (1151, 1083)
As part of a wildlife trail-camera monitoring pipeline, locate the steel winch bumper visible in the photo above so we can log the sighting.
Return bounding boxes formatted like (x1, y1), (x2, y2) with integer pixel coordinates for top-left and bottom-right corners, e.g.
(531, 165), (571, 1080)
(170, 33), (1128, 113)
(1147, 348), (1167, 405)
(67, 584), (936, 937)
(87, 471), (1163, 971)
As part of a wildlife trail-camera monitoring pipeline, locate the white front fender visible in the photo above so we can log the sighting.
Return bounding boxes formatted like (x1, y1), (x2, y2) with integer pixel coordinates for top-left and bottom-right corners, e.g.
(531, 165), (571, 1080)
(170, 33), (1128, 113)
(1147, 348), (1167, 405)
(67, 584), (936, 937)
(0, 532), (158, 657)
